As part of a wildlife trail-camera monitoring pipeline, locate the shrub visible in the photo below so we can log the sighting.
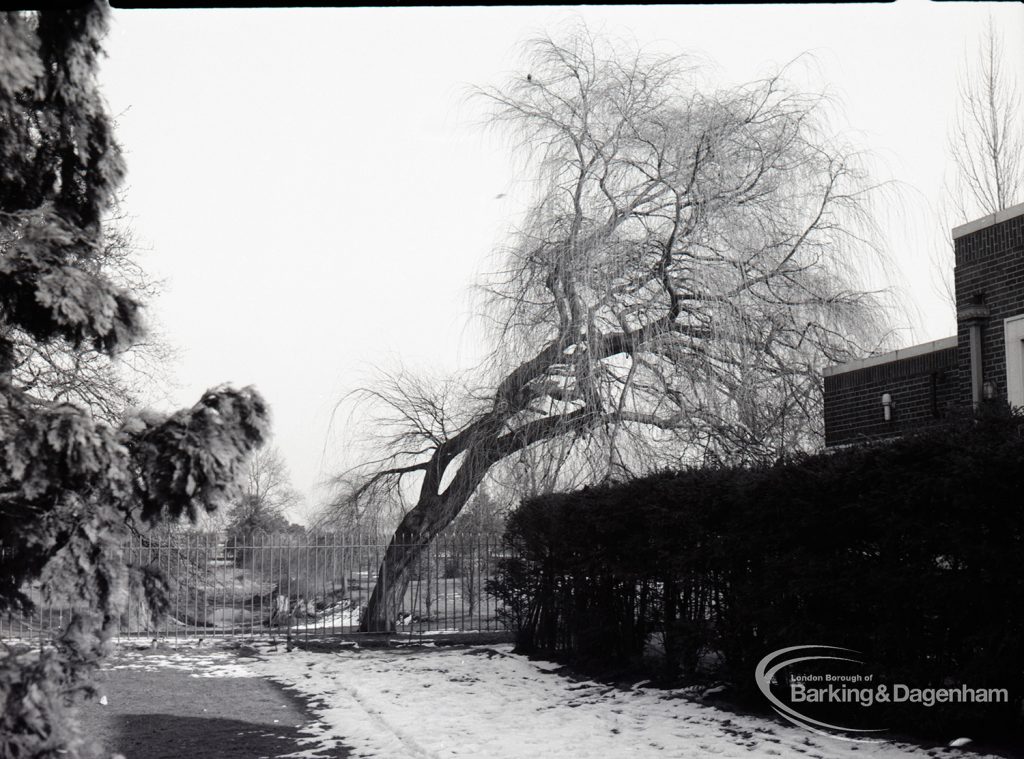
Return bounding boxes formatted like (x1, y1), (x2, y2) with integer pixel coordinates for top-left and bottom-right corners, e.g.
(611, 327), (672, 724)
(494, 405), (1024, 738)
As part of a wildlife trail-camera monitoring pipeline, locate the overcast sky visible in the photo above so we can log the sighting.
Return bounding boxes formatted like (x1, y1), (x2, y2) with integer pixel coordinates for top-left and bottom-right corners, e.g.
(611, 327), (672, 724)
(98, 2), (1024, 521)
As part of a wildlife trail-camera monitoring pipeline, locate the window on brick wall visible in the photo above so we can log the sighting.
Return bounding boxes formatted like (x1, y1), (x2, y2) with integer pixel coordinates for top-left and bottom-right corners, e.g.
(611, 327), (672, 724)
(1005, 315), (1024, 408)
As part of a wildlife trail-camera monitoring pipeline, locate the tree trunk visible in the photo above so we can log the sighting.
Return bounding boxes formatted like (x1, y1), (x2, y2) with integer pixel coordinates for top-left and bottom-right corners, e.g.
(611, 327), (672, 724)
(361, 534), (426, 632)
(361, 429), (507, 631)
(360, 498), (465, 632)
(358, 399), (570, 631)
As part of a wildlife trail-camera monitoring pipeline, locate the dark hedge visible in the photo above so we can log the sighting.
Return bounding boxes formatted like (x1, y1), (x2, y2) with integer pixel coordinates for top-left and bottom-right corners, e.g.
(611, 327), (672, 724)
(488, 405), (1024, 739)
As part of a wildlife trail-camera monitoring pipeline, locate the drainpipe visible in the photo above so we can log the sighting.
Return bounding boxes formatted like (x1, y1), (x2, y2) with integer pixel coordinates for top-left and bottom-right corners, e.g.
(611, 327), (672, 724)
(957, 301), (990, 408)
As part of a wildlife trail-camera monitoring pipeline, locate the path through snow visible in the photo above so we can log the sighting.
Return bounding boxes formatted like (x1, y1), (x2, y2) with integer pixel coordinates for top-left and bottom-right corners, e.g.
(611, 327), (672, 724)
(234, 642), (995, 759)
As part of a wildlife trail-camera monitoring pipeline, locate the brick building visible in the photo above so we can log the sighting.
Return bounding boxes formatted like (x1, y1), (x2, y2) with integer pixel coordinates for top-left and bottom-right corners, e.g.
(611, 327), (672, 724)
(823, 202), (1024, 447)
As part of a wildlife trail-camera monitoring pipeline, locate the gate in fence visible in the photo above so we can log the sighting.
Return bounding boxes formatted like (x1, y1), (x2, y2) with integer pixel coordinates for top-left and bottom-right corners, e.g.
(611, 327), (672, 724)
(1, 532), (511, 642)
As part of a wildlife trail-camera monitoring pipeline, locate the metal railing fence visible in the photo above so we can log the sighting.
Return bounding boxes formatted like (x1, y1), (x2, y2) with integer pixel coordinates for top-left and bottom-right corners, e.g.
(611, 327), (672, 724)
(1, 531), (510, 642)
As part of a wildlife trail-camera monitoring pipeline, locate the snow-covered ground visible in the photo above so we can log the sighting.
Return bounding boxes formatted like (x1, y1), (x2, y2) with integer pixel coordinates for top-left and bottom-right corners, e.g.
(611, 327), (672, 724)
(107, 642), (998, 759)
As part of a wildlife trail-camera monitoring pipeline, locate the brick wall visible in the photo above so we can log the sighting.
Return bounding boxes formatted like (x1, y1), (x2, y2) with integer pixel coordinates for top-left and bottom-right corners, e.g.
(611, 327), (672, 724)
(954, 211), (1024, 402)
(823, 204), (1024, 447)
(823, 345), (958, 446)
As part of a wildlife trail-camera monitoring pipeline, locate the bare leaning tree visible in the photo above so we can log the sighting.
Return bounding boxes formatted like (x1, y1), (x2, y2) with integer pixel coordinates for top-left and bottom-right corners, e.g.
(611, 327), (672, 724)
(330, 30), (891, 631)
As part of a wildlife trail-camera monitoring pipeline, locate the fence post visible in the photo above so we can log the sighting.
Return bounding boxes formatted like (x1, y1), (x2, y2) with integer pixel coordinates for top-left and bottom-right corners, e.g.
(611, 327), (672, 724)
(382, 538), (389, 633)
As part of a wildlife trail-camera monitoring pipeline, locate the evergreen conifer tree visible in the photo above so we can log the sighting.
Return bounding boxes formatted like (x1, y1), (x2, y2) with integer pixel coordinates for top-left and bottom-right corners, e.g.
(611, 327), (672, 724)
(0, 6), (269, 756)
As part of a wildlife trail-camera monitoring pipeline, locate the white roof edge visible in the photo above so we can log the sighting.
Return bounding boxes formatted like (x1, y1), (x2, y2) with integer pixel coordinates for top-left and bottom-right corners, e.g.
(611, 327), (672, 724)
(823, 335), (958, 377)
(952, 201), (1024, 239)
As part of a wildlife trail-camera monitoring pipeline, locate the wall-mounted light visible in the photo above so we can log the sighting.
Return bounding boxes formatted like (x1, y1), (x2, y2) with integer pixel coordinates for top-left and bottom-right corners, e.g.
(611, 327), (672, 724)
(881, 392), (893, 422)
(983, 381), (997, 401)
